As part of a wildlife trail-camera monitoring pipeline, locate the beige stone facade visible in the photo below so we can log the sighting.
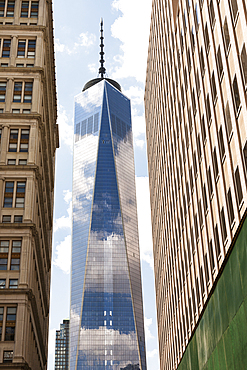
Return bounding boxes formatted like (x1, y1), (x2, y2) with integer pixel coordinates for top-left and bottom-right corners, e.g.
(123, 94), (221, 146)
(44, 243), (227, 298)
(145, 0), (247, 368)
(0, 0), (58, 368)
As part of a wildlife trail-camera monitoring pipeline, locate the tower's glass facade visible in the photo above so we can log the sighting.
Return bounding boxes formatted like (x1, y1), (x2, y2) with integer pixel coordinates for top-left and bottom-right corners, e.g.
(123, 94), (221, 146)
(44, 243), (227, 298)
(70, 79), (147, 370)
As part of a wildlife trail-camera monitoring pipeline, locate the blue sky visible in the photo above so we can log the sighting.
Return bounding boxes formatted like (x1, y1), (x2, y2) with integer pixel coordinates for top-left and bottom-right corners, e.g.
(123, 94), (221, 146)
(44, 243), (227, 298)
(48, 0), (160, 369)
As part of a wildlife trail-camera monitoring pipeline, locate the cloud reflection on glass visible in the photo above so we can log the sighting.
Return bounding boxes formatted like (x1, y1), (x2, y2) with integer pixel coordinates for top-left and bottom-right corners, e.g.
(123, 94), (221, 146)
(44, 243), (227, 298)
(70, 80), (146, 369)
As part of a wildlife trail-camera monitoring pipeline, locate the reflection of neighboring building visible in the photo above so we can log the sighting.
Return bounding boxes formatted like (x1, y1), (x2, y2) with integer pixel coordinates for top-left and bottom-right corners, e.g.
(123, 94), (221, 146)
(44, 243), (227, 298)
(69, 21), (147, 370)
(145, 0), (247, 369)
(120, 364), (141, 370)
(55, 319), (69, 370)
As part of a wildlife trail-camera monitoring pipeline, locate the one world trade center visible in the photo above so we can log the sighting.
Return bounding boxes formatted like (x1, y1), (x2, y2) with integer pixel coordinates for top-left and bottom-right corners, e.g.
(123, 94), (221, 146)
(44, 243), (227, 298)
(70, 20), (147, 370)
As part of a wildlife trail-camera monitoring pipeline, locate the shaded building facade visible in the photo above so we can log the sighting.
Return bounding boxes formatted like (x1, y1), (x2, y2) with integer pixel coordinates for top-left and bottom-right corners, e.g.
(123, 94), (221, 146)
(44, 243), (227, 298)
(70, 71), (147, 368)
(55, 319), (69, 370)
(145, 0), (247, 368)
(0, 0), (58, 367)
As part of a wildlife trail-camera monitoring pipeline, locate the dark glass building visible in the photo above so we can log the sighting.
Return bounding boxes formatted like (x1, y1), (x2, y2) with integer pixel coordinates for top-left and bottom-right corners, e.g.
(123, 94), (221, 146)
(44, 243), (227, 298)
(70, 39), (147, 369)
(55, 319), (69, 369)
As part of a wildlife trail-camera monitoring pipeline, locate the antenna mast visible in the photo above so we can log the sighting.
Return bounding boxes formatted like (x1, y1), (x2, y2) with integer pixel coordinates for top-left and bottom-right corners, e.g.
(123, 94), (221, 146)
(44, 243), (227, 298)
(99, 18), (106, 78)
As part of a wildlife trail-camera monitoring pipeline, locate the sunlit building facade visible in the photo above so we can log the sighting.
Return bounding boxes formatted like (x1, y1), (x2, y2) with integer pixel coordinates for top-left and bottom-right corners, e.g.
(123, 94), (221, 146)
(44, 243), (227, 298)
(145, 0), (247, 368)
(70, 77), (147, 370)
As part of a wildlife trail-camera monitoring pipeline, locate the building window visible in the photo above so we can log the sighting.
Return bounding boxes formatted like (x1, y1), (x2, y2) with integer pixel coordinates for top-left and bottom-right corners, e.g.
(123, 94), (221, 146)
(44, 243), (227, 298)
(208, 239), (215, 270)
(0, 279), (5, 288)
(229, 0), (238, 24)
(0, 241), (9, 270)
(220, 207), (227, 243)
(15, 182), (25, 208)
(201, 115), (206, 144)
(198, 199), (203, 227)
(17, 39), (36, 59)
(19, 159), (27, 165)
(234, 166), (243, 207)
(9, 128), (29, 152)
(3, 350), (13, 363)
(17, 40), (25, 57)
(2, 215), (11, 223)
(8, 159), (16, 165)
(207, 166), (213, 198)
(204, 24), (210, 53)
(194, 214), (199, 241)
(204, 253), (209, 284)
(9, 279), (18, 288)
(13, 81), (33, 103)
(211, 71), (217, 104)
(214, 224), (221, 258)
(2, 39), (11, 58)
(203, 184), (208, 212)
(195, 4), (200, 28)
(196, 69), (200, 95)
(200, 47), (205, 76)
(192, 89), (196, 116)
(209, 0), (215, 27)
(197, 133), (202, 160)
(184, 10), (187, 29)
(216, 45), (223, 80)
(30, 1), (38, 17)
(3, 182), (14, 208)
(5, 307), (16, 341)
(225, 101), (232, 140)
(240, 44), (247, 88)
(218, 126), (225, 161)
(4, 181), (26, 208)
(212, 147), (219, 179)
(227, 188), (235, 225)
(193, 151), (197, 176)
(24, 82), (32, 103)
(223, 18), (230, 53)
(232, 75), (241, 114)
(14, 215), (22, 223)
(13, 83), (22, 102)
(0, 82), (6, 102)
(184, 67), (188, 89)
(21, 1), (38, 18)
(6, 1), (14, 17)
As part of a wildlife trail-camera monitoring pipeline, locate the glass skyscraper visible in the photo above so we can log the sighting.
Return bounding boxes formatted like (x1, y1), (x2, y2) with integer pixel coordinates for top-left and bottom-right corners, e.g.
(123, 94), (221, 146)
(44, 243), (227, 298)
(70, 72), (147, 369)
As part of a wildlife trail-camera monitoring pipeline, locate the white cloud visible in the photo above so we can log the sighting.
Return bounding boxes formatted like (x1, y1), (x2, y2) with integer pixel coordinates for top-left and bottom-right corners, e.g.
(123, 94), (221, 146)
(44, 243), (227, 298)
(55, 32), (96, 55)
(54, 235), (71, 274)
(77, 32), (96, 47)
(135, 176), (154, 269)
(54, 190), (72, 233)
(63, 190), (72, 204)
(111, 0), (152, 83)
(57, 104), (73, 151)
(123, 86), (144, 106)
(54, 39), (65, 53)
(147, 349), (159, 358)
(144, 317), (154, 341)
(88, 63), (97, 74)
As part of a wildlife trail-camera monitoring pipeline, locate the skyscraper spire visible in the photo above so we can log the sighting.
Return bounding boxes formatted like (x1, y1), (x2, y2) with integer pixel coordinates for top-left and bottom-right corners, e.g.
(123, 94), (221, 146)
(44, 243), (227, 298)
(99, 18), (106, 78)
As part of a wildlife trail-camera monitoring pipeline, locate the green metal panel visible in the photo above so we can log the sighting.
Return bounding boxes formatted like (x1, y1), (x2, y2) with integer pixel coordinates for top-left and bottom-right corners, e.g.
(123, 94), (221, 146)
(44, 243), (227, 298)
(177, 215), (247, 369)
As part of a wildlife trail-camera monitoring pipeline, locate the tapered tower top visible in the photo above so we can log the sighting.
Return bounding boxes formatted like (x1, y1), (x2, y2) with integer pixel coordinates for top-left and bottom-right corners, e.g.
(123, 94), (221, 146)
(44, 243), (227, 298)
(82, 19), (121, 92)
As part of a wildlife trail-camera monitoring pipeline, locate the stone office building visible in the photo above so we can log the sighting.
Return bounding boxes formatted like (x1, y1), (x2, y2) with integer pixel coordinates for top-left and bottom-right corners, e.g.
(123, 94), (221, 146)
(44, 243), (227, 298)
(0, 0), (58, 368)
(145, 0), (247, 368)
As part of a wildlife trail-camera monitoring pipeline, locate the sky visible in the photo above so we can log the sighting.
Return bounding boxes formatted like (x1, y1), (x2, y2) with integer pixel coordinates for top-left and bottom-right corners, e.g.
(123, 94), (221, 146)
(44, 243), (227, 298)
(48, 0), (160, 369)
